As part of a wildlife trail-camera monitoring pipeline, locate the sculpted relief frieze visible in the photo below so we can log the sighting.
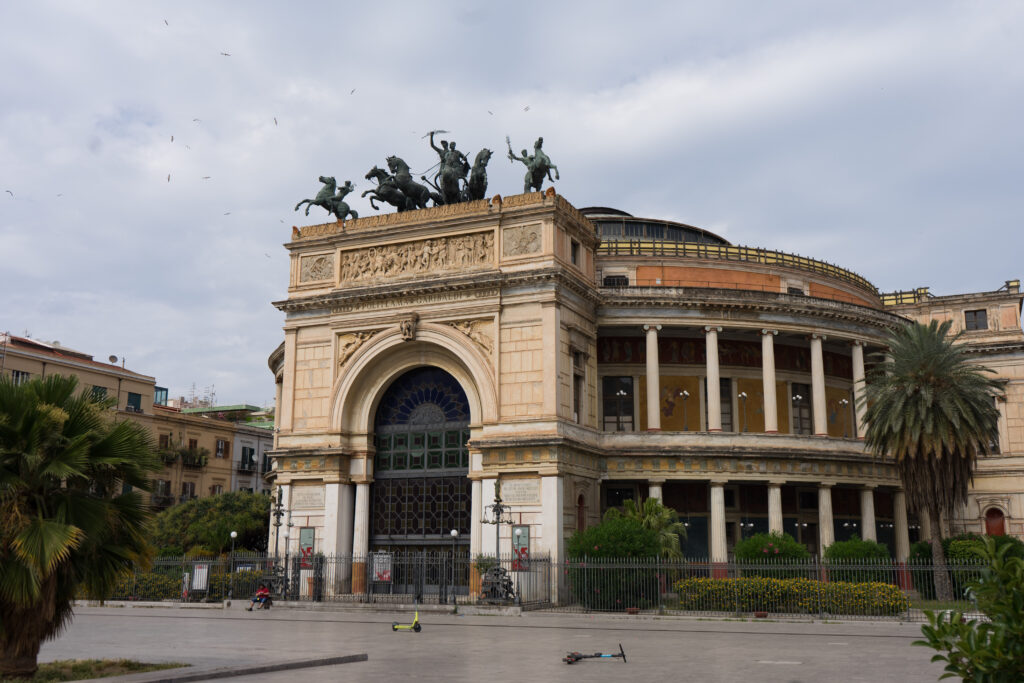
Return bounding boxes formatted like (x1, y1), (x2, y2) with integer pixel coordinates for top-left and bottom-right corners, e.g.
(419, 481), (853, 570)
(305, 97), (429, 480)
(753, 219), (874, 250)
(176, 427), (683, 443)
(299, 254), (334, 282)
(339, 232), (493, 283)
(503, 224), (541, 257)
(448, 319), (494, 358)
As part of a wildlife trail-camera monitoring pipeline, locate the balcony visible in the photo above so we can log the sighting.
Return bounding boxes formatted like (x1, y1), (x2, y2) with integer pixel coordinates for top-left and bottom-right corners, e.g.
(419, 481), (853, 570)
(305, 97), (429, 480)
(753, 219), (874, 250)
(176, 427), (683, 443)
(181, 449), (209, 469)
(151, 494), (174, 508)
(237, 462), (257, 475)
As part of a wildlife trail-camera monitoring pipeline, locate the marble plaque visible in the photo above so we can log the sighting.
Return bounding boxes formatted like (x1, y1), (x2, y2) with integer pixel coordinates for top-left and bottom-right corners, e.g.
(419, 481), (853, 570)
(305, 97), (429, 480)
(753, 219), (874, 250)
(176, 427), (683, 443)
(291, 484), (325, 510)
(500, 478), (540, 505)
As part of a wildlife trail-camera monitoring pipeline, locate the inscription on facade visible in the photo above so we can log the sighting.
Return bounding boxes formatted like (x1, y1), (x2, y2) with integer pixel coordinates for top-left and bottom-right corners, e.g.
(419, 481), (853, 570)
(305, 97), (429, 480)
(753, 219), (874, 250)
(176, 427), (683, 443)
(300, 254), (334, 282)
(291, 484), (326, 510)
(500, 478), (541, 504)
(330, 287), (500, 314)
(503, 224), (541, 257)
(339, 232), (494, 283)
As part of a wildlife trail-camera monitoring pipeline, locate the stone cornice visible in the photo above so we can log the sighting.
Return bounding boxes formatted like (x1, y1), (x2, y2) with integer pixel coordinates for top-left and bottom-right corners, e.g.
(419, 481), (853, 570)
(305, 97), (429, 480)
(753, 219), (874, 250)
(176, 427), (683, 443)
(598, 287), (908, 332)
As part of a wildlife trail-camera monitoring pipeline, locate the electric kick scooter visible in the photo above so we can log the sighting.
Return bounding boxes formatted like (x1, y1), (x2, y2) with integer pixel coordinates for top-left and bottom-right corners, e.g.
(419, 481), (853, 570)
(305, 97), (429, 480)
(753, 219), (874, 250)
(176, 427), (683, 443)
(563, 643), (627, 664)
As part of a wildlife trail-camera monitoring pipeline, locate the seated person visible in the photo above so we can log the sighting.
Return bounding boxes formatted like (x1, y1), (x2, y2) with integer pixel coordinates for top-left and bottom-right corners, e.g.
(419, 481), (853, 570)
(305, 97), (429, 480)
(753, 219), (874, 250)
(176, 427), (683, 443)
(247, 583), (270, 610)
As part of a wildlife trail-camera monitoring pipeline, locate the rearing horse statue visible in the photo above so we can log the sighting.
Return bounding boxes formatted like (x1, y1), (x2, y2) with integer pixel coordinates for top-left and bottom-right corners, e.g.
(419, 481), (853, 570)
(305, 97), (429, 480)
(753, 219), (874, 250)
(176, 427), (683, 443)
(362, 166), (414, 212)
(386, 156), (439, 208)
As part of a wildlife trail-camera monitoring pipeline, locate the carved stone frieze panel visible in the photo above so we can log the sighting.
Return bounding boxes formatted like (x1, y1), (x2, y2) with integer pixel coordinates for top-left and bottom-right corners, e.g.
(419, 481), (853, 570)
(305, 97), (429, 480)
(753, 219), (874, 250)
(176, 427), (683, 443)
(300, 253), (335, 282)
(448, 318), (494, 358)
(339, 232), (493, 283)
(503, 223), (541, 257)
(337, 331), (374, 370)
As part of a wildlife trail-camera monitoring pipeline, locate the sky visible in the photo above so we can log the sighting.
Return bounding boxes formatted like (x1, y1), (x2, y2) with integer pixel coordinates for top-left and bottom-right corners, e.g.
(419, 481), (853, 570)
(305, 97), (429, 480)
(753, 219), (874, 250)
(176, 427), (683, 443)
(2, 1), (1023, 406)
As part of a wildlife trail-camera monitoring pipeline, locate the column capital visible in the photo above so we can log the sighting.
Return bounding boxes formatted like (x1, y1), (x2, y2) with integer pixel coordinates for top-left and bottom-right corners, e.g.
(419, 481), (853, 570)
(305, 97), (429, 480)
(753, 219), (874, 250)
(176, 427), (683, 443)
(760, 328), (778, 336)
(810, 333), (828, 341)
(709, 478), (729, 486)
(851, 339), (868, 347)
(818, 481), (836, 488)
(647, 478), (667, 485)
(767, 479), (787, 487)
(860, 483), (878, 490)
(643, 324), (663, 332)
(704, 325), (723, 334)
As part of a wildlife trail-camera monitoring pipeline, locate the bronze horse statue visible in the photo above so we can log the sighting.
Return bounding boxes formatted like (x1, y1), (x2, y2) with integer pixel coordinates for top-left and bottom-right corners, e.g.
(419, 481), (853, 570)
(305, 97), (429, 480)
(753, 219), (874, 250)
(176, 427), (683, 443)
(362, 166), (414, 212)
(295, 176), (358, 221)
(465, 148), (492, 201)
(507, 136), (559, 193)
(386, 156), (439, 208)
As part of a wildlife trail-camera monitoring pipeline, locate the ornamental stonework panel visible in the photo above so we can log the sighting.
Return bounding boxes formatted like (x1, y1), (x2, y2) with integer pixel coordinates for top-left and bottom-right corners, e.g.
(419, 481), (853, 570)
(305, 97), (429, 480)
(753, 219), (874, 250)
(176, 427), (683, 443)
(503, 223), (541, 257)
(299, 253), (334, 282)
(448, 318), (494, 358)
(339, 232), (493, 283)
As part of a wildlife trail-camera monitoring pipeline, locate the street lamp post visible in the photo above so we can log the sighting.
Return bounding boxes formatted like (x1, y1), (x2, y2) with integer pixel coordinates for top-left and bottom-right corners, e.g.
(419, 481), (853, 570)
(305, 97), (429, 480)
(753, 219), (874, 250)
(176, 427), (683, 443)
(282, 527), (290, 600)
(839, 398), (850, 437)
(229, 530), (237, 603)
(679, 390), (690, 431)
(482, 481), (514, 601)
(449, 529), (459, 605)
(738, 391), (748, 432)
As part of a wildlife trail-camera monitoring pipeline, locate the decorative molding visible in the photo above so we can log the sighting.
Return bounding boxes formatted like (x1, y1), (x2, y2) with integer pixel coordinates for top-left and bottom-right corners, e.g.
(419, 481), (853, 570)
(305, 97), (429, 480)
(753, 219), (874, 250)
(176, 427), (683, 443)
(503, 223), (542, 256)
(448, 318), (494, 358)
(339, 232), (494, 283)
(337, 331), (374, 370)
(299, 254), (334, 283)
(400, 312), (419, 341)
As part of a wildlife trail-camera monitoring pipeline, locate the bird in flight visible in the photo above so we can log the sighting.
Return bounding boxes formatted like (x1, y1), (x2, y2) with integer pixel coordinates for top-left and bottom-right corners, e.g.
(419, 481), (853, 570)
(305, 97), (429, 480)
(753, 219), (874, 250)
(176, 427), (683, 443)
(350, 88), (356, 95)
(184, 145), (191, 150)
(488, 110), (493, 115)
(220, 52), (231, 56)
(56, 193), (63, 197)
(167, 174), (171, 182)
(264, 253), (272, 258)
(4, 190), (12, 197)
(274, 117), (278, 126)
(170, 135), (174, 142)
(164, 19), (168, 26)
(223, 211), (231, 215)
(523, 105), (530, 112)
(193, 118), (201, 123)
(201, 176), (211, 180)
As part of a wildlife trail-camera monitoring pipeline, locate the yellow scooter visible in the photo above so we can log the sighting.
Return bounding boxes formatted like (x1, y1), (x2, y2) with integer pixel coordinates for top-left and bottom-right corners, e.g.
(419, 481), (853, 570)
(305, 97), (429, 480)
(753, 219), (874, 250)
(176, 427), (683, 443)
(392, 609), (421, 632)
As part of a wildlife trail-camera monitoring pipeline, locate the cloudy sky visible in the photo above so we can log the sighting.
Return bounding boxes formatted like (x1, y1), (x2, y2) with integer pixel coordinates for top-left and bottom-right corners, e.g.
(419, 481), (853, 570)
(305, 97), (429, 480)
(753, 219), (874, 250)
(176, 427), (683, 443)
(3, 1), (1022, 406)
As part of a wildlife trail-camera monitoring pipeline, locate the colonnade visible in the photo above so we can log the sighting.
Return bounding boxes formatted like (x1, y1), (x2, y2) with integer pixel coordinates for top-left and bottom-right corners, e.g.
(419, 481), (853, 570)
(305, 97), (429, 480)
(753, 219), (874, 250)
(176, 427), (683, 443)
(639, 325), (869, 437)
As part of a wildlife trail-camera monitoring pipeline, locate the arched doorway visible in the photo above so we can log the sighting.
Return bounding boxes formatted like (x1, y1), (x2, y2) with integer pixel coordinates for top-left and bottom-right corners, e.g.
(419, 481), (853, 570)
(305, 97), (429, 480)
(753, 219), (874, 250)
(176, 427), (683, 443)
(985, 508), (1006, 537)
(371, 366), (471, 552)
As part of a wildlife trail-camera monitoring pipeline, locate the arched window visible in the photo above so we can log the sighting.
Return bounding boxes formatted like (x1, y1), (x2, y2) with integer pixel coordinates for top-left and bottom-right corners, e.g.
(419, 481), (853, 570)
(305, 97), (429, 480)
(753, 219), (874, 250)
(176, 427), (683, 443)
(985, 508), (1006, 537)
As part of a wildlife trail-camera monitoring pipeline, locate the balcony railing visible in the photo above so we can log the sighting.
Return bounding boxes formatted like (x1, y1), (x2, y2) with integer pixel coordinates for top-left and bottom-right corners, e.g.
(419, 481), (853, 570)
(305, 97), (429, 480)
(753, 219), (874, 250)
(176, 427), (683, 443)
(237, 462), (257, 474)
(597, 240), (878, 297)
(151, 494), (174, 507)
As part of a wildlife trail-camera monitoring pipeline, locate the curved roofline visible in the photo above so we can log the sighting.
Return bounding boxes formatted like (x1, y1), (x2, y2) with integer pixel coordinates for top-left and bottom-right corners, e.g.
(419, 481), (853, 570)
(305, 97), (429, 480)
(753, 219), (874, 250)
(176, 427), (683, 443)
(579, 206), (633, 217)
(581, 207), (731, 246)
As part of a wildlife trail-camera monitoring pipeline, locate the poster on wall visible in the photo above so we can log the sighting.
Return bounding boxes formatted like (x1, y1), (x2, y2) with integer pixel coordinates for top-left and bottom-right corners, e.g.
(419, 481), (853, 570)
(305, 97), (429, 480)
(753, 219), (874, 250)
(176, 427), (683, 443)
(512, 525), (530, 571)
(299, 527), (315, 568)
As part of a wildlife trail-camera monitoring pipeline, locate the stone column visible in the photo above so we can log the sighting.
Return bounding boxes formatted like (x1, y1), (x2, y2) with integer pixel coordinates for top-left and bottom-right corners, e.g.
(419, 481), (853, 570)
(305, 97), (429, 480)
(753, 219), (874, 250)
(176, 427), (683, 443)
(648, 480), (663, 502)
(710, 481), (728, 566)
(768, 482), (784, 534)
(818, 483), (834, 553)
(893, 490), (910, 562)
(851, 341), (867, 439)
(810, 334), (828, 436)
(705, 326), (723, 431)
(350, 482), (370, 593)
(469, 478), (484, 597)
(644, 325), (662, 431)
(761, 330), (779, 433)
(541, 475), (565, 602)
(860, 486), (877, 542)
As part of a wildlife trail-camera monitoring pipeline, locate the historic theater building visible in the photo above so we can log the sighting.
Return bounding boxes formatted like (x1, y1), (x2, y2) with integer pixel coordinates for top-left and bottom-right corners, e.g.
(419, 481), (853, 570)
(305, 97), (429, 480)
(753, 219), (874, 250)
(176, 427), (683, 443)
(267, 192), (1023, 584)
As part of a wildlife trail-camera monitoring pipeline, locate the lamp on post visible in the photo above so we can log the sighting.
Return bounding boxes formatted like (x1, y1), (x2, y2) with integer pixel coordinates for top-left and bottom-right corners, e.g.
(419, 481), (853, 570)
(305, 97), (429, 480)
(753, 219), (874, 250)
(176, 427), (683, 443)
(449, 529), (459, 605)
(229, 530), (237, 603)
(282, 527), (290, 601)
(839, 398), (850, 437)
(483, 480), (514, 565)
(272, 487), (285, 560)
(679, 389), (690, 431)
(738, 391), (748, 432)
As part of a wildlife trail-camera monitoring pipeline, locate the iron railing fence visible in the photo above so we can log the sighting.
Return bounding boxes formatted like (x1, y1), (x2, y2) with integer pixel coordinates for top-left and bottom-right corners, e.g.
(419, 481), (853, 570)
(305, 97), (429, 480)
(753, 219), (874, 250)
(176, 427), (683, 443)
(556, 556), (987, 621)
(97, 552), (552, 609)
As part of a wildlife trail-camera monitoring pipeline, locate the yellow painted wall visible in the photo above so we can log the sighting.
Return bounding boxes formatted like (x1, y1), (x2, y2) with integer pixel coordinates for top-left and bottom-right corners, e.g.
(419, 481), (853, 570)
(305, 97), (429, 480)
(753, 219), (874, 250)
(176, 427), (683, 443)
(826, 386), (854, 437)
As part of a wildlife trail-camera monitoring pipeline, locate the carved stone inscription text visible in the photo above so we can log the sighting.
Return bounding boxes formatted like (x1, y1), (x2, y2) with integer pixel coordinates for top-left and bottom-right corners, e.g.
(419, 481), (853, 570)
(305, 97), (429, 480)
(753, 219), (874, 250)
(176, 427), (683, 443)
(503, 224), (541, 257)
(339, 232), (493, 283)
(300, 254), (335, 282)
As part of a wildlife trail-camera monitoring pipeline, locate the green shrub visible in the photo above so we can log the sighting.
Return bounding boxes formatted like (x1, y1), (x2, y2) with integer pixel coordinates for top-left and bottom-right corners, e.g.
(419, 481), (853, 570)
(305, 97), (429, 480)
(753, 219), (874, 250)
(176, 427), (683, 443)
(673, 575), (910, 616)
(824, 535), (892, 583)
(734, 532), (810, 561)
(915, 537), (1024, 681)
(910, 535), (1019, 600)
(566, 517), (660, 610)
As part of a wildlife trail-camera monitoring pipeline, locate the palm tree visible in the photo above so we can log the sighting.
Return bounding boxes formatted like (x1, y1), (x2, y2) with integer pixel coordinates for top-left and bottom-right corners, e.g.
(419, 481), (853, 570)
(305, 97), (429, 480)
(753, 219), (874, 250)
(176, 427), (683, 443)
(862, 320), (1002, 601)
(0, 375), (159, 678)
(604, 497), (687, 559)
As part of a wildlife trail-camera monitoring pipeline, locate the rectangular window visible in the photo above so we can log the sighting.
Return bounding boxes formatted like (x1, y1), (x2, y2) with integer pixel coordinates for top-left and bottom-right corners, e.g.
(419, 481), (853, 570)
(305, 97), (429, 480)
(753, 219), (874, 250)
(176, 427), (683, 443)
(91, 385), (107, 400)
(158, 433), (170, 449)
(210, 484), (223, 495)
(792, 383), (812, 435)
(239, 487), (253, 493)
(797, 490), (819, 511)
(987, 397), (1001, 455)
(704, 377), (734, 431)
(154, 479), (170, 496)
(603, 275), (629, 287)
(11, 370), (29, 386)
(154, 386), (168, 406)
(570, 239), (580, 266)
(188, 438), (198, 450)
(965, 309), (988, 331)
(241, 446), (256, 470)
(787, 286), (805, 296)
(181, 481), (196, 499)
(215, 439), (229, 458)
(602, 376), (634, 432)
(125, 392), (142, 413)
(572, 351), (585, 424)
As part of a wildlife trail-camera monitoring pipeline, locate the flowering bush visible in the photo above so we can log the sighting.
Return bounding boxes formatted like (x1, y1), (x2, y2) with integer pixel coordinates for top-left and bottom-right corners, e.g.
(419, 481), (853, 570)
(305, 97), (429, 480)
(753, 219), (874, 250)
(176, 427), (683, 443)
(673, 575), (910, 616)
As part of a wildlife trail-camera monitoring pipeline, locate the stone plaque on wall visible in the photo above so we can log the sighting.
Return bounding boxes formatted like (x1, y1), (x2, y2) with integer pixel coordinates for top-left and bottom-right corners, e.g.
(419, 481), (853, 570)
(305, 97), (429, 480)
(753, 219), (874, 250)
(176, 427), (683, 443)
(299, 254), (334, 282)
(291, 484), (325, 510)
(503, 224), (541, 256)
(500, 478), (541, 505)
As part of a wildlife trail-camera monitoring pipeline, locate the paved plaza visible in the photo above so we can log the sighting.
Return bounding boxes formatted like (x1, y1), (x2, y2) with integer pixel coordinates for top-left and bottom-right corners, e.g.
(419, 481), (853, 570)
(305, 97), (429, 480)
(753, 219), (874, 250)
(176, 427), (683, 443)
(39, 605), (946, 682)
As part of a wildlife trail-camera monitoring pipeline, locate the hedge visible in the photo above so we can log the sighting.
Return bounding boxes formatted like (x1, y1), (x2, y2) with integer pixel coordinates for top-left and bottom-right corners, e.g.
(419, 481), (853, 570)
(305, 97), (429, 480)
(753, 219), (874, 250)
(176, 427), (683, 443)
(84, 568), (264, 602)
(673, 576), (910, 616)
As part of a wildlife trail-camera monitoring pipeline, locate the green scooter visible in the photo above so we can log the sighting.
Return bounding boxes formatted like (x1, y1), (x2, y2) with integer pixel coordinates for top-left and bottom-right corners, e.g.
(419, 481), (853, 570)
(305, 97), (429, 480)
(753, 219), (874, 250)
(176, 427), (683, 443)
(392, 609), (422, 632)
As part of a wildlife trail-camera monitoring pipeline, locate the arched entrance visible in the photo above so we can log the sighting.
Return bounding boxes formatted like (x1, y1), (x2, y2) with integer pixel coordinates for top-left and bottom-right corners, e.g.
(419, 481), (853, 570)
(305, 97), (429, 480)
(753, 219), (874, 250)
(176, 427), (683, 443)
(371, 366), (471, 551)
(985, 508), (1006, 536)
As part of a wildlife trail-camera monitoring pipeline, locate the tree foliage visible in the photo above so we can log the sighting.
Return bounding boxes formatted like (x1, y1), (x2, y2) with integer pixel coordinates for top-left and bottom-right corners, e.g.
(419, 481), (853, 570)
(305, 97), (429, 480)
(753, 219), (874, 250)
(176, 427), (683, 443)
(733, 532), (811, 562)
(0, 375), (159, 677)
(602, 497), (687, 558)
(148, 491), (270, 555)
(862, 320), (1003, 600)
(916, 537), (1024, 681)
(567, 515), (660, 559)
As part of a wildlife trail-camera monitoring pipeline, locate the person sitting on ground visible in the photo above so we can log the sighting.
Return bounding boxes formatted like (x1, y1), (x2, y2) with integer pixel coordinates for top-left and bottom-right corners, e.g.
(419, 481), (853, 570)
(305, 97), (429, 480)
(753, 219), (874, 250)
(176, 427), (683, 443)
(247, 583), (270, 611)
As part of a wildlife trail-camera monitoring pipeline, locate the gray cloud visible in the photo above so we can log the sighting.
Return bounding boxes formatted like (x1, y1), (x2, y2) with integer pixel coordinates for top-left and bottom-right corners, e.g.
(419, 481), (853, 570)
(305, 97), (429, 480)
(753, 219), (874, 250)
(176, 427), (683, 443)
(3, 1), (1022, 404)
